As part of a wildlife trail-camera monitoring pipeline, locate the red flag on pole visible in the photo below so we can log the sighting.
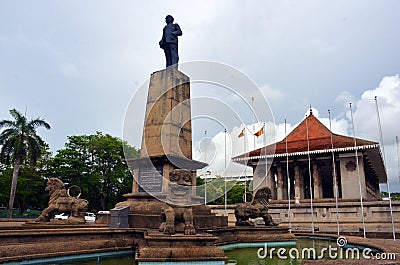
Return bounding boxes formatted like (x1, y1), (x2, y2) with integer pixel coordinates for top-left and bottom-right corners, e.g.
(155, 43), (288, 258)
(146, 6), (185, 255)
(254, 126), (264, 137)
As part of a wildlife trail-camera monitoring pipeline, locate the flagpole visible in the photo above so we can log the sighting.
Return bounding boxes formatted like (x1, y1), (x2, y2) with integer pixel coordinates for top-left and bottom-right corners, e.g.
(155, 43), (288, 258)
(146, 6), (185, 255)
(252, 97), (256, 150)
(224, 128), (227, 211)
(349, 102), (366, 238)
(243, 126), (247, 202)
(263, 123), (267, 189)
(328, 110), (340, 236)
(285, 119), (292, 233)
(243, 126), (254, 193)
(204, 130), (207, 205)
(374, 96), (396, 241)
(305, 112), (315, 234)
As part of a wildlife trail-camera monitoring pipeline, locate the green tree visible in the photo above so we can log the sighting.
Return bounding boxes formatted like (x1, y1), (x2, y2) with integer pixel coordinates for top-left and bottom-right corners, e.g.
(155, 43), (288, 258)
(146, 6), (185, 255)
(48, 132), (139, 211)
(392, 193), (400, 201)
(196, 176), (251, 205)
(226, 183), (245, 204)
(0, 109), (50, 218)
(0, 161), (48, 215)
(381, 191), (400, 201)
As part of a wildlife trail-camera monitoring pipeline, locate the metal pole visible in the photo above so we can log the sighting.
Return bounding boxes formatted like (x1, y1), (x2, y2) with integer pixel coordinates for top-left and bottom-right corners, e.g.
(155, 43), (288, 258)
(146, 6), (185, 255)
(349, 102), (366, 238)
(305, 113), (315, 234)
(204, 130), (207, 205)
(328, 110), (340, 236)
(285, 119), (292, 232)
(263, 123), (267, 189)
(252, 97), (256, 150)
(224, 128), (227, 211)
(243, 126), (247, 202)
(374, 96), (396, 241)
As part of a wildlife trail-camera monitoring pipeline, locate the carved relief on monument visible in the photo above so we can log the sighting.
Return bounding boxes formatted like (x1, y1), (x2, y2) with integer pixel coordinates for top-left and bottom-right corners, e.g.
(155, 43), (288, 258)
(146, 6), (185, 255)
(159, 169), (196, 235)
(345, 160), (357, 172)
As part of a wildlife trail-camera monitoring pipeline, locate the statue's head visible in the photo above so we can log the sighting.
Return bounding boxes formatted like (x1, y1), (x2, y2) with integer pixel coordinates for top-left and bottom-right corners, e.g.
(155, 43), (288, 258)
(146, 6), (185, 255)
(165, 15), (174, 24)
(45, 178), (64, 192)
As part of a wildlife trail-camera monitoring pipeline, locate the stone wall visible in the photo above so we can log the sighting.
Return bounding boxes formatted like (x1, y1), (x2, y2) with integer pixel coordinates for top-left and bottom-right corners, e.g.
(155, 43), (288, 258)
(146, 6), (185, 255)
(210, 200), (400, 232)
(0, 226), (140, 263)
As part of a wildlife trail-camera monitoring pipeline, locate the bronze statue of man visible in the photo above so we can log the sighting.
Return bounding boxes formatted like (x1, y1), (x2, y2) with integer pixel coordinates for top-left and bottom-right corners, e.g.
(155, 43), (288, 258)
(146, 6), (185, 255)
(159, 15), (182, 68)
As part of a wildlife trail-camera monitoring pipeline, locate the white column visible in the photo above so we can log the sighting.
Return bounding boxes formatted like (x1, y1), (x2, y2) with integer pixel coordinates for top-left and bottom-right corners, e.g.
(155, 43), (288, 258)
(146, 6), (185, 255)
(294, 164), (301, 199)
(277, 165), (283, 200)
(267, 167), (277, 200)
(313, 163), (321, 199)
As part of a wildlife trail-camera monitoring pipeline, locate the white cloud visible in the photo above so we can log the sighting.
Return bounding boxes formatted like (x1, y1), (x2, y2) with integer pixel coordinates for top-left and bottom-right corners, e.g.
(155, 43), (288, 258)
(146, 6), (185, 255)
(348, 74), (400, 191)
(260, 84), (284, 100)
(335, 91), (356, 110)
(350, 74), (400, 144)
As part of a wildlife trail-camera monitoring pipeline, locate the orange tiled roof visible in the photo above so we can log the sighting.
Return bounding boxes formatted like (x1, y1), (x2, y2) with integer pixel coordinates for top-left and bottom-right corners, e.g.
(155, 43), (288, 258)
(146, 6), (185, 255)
(236, 113), (377, 159)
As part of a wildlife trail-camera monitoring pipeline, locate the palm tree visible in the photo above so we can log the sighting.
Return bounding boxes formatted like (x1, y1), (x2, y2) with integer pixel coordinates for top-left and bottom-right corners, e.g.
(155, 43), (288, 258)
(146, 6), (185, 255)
(0, 109), (50, 218)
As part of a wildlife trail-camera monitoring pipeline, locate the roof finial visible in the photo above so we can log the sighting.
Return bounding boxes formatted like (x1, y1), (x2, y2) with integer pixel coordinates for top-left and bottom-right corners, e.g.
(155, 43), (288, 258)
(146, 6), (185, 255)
(309, 105), (313, 115)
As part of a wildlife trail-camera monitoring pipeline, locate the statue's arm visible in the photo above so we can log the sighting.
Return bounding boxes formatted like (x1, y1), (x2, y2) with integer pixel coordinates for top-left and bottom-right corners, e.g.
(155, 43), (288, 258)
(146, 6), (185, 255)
(173, 24), (182, 36)
(159, 27), (165, 48)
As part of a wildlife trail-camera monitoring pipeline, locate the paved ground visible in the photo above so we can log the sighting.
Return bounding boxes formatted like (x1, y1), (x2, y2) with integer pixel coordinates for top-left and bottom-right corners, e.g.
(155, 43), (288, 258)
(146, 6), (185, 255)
(0, 221), (24, 227)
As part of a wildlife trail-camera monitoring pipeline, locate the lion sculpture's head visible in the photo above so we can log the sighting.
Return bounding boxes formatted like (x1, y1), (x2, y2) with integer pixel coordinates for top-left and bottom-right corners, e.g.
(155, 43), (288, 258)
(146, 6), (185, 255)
(251, 187), (271, 207)
(166, 169), (193, 205)
(45, 178), (65, 194)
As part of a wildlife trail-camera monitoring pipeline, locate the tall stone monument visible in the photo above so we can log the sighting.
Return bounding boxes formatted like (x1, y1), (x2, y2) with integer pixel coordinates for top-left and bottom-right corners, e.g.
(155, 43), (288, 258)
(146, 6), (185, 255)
(114, 66), (228, 262)
(117, 68), (226, 230)
(123, 68), (206, 201)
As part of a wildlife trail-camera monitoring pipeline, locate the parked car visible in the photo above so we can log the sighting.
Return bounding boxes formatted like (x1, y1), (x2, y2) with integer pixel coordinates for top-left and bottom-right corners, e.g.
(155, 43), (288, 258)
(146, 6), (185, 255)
(85, 212), (96, 223)
(54, 213), (70, 220)
(54, 212), (95, 222)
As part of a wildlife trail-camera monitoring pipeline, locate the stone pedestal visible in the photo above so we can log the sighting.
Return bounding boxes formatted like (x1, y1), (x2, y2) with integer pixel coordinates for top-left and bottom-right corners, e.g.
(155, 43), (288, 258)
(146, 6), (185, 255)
(135, 233), (226, 263)
(141, 68), (192, 159)
(127, 68), (207, 198)
(124, 68), (206, 199)
(128, 68), (205, 197)
(114, 197), (227, 230)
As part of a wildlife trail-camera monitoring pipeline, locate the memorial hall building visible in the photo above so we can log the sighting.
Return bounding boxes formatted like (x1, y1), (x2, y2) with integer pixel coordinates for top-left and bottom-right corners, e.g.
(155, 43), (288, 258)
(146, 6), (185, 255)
(233, 111), (387, 201)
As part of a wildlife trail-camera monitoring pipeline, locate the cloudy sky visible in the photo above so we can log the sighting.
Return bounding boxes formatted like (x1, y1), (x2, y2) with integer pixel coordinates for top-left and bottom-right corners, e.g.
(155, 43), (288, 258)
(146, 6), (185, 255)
(1, 1), (399, 191)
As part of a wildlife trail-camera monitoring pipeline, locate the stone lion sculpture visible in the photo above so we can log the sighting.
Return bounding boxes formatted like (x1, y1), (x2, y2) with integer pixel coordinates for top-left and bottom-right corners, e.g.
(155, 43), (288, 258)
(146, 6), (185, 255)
(235, 187), (277, 226)
(159, 169), (196, 235)
(35, 178), (89, 224)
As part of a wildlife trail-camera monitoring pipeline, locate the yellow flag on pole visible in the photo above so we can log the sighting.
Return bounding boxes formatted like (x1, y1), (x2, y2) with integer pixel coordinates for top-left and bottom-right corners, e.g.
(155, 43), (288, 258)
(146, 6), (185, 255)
(238, 128), (245, 138)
